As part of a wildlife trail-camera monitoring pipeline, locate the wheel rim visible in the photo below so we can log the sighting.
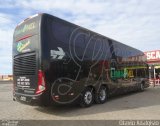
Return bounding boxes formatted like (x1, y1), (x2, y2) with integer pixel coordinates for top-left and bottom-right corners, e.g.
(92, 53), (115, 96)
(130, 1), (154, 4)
(99, 88), (106, 101)
(141, 84), (144, 90)
(84, 91), (92, 105)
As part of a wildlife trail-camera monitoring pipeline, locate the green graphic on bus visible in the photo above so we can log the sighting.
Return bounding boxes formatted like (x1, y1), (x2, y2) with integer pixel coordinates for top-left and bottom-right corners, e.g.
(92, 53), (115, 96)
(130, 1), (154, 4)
(110, 68), (134, 79)
(17, 40), (30, 52)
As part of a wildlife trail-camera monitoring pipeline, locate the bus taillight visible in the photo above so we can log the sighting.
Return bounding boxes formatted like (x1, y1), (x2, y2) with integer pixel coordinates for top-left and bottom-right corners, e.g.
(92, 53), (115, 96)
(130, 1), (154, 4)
(36, 70), (46, 94)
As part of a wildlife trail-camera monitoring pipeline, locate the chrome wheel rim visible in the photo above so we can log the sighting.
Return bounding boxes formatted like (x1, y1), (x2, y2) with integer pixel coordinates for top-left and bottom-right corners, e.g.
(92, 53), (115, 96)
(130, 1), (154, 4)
(99, 88), (106, 101)
(84, 91), (92, 105)
(141, 84), (144, 90)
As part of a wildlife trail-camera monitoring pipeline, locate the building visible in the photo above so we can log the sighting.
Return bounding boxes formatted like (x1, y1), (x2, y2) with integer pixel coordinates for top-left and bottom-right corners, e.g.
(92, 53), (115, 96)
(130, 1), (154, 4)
(144, 50), (160, 86)
(0, 75), (13, 81)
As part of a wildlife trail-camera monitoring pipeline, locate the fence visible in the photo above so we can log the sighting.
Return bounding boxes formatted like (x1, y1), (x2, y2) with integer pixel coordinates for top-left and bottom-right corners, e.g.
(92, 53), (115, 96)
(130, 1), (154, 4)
(149, 79), (160, 86)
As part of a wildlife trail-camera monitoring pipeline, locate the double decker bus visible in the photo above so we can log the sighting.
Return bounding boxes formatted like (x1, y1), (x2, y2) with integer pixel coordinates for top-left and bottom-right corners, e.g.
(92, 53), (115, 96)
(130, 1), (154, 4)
(13, 13), (149, 107)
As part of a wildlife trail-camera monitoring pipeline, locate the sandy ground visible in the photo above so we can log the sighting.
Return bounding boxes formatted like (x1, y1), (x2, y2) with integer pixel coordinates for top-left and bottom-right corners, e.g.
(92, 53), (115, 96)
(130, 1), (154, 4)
(0, 82), (160, 120)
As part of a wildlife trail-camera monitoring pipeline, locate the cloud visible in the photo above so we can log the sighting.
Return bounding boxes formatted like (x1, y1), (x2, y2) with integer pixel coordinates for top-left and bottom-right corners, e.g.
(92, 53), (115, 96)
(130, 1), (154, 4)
(10, 0), (108, 14)
(0, 0), (160, 74)
(0, 55), (12, 74)
(0, 12), (15, 74)
(0, 29), (13, 74)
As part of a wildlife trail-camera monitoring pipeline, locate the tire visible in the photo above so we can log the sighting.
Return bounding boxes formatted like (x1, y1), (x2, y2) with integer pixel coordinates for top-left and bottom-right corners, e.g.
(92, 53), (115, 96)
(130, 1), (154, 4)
(80, 87), (94, 107)
(95, 86), (107, 104)
(139, 83), (144, 91)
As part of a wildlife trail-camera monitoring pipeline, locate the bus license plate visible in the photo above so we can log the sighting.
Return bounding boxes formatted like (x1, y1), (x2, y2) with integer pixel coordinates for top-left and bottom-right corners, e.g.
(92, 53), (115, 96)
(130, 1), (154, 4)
(20, 96), (26, 101)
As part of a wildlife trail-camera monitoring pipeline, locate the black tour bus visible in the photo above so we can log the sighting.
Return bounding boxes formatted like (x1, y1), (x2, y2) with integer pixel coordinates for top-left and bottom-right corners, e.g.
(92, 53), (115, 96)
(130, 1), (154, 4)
(13, 13), (149, 107)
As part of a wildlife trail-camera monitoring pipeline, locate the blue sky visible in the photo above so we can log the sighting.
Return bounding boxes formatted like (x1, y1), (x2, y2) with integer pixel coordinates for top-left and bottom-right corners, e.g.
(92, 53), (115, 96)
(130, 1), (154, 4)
(0, 0), (160, 74)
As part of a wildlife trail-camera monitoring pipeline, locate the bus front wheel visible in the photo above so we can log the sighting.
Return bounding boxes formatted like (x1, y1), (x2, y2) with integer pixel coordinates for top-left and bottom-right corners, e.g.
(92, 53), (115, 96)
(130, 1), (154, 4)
(95, 86), (107, 104)
(139, 83), (144, 91)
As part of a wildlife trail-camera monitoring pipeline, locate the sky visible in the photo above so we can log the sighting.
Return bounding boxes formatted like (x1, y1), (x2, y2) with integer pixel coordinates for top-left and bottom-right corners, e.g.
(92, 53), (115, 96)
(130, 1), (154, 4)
(0, 0), (160, 74)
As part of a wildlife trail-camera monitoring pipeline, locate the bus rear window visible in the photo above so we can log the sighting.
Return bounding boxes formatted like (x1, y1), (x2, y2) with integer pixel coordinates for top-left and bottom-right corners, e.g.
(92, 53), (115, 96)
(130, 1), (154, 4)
(13, 15), (40, 41)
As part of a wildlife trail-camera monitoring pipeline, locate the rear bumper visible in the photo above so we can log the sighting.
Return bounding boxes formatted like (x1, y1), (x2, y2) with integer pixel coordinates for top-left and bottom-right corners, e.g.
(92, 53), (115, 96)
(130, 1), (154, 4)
(13, 92), (42, 105)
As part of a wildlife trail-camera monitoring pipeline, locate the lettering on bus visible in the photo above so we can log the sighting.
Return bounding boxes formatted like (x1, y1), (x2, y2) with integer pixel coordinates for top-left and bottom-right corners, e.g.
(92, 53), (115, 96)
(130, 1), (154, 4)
(111, 68), (124, 79)
(110, 68), (134, 79)
(17, 76), (30, 88)
(15, 22), (36, 36)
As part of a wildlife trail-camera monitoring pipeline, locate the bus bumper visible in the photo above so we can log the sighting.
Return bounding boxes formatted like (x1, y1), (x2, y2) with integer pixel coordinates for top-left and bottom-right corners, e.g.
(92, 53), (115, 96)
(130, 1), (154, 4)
(13, 92), (42, 105)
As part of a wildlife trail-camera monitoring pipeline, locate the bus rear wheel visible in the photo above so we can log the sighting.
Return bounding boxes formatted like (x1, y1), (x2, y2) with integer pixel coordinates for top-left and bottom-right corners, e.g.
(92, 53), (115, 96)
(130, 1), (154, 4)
(80, 87), (94, 107)
(95, 86), (107, 104)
